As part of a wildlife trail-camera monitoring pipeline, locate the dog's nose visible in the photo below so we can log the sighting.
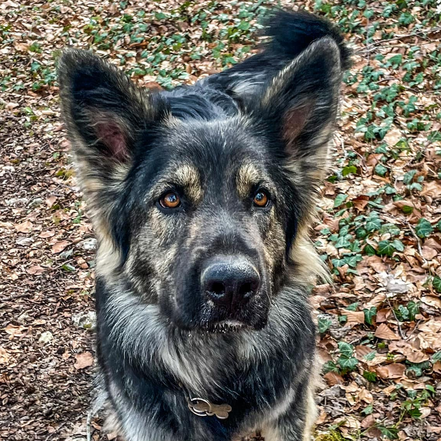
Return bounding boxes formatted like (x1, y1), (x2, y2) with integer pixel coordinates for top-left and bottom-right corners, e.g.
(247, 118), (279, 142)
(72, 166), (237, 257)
(201, 257), (260, 308)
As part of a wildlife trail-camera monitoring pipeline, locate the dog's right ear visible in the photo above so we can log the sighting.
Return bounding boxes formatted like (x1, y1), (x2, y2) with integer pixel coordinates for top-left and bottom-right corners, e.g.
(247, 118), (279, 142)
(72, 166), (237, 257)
(58, 50), (168, 240)
(58, 49), (167, 165)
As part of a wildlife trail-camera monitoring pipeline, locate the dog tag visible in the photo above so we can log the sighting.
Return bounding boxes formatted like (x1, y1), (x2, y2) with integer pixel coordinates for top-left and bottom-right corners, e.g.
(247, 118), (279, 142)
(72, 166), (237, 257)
(188, 398), (232, 419)
(206, 403), (232, 420)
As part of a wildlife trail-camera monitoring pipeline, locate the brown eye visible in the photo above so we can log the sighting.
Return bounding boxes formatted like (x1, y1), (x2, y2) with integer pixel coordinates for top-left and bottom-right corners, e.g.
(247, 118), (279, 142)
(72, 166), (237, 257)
(253, 190), (269, 207)
(159, 192), (181, 209)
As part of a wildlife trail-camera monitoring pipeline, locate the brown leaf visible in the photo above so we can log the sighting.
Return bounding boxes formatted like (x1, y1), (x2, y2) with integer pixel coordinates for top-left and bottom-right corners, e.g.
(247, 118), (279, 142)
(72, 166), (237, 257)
(3, 324), (26, 338)
(420, 180), (441, 198)
(376, 308), (391, 323)
(352, 195), (370, 211)
(384, 127), (402, 146)
(365, 292), (387, 308)
(359, 388), (374, 404)
(323, 371), (344, 386)
(374, 323), (400, 341)
(39, 230), (55, 238)
(74, 352), (94, 370)
(51, 240), (70, 254)
(26, 265), (45, 275)
(433, 361), (441, 374)
(421, 246), (438, 260)
(376, 363), (406, 379)
(15, 220), (33, 232)
(361, 414), (375, 429)
(46, 195), (57, 207)
(355, 345), (374, 359)
(0, 347), (10, 365)
(343, 309), (365, 324)
(421, 296), (441, 310)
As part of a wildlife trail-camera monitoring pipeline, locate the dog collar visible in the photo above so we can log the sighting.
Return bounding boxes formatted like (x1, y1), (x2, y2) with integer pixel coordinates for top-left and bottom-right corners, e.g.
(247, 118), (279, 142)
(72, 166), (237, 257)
(187, 397), (232, 420)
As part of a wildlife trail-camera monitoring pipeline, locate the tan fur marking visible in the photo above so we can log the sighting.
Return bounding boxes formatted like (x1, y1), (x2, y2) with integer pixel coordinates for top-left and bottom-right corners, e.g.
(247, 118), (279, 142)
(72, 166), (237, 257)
(236, 163), (261, 198)
(149, 164), (202, 204)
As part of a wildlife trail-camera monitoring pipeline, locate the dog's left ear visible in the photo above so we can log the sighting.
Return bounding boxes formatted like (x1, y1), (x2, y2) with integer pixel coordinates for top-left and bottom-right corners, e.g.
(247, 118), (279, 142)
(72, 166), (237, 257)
(260, 37), (343, 182)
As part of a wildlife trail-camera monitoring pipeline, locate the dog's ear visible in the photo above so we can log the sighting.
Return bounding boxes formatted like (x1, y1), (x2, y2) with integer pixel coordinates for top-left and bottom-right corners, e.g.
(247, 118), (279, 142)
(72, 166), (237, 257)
(58, 49), (167, 164)
(260, 37), (343, 183)
(58, 50), (167, 241)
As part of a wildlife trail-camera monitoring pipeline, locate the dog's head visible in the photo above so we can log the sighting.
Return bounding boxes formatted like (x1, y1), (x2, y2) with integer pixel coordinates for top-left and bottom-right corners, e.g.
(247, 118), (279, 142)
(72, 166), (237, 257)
(59, 38), (343, 331)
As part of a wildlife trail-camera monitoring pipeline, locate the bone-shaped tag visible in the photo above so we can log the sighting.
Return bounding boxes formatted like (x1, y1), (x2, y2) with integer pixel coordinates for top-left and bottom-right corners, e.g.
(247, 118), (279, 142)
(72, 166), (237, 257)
(188, 398), (232, 419)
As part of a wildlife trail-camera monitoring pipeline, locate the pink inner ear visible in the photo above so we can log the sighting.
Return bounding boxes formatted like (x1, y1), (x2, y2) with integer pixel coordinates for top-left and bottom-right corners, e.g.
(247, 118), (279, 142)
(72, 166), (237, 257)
(282, 103), (312, 147)
(95, 120), (128, 162)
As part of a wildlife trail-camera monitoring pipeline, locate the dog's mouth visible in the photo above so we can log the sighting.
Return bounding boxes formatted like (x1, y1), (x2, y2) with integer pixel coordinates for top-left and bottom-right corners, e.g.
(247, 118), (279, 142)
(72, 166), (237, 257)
(203, 320), (248, 333)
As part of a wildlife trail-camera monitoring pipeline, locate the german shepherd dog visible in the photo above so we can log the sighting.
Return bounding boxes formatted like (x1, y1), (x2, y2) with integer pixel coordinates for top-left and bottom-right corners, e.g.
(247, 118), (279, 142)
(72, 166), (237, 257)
(59, 9), (350, 441)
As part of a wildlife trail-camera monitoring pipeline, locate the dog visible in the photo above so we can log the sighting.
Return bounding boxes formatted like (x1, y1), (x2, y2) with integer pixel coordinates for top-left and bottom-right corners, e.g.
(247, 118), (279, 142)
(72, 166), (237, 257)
(58, 9), (350, 441)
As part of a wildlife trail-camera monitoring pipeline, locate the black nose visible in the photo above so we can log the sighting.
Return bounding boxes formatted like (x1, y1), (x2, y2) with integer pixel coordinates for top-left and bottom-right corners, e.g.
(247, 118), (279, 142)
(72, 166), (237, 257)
(201, 256), (260, 308)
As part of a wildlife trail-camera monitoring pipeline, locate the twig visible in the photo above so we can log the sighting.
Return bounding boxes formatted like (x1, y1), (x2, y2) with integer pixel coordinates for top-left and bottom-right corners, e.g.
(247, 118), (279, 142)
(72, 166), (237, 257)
(385, 294), (407, 341)
(405, 220), (428, 265)
(356, 26), (441, 54)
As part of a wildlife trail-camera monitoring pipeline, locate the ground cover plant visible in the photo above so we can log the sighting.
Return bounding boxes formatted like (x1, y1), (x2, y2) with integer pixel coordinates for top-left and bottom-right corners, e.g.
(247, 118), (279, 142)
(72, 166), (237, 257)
(0, 0), (440, 440)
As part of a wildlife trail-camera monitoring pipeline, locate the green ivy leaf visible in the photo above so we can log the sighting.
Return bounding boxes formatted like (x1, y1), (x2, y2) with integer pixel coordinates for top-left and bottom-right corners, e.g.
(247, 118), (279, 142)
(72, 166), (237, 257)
(334, 194), (347, 208)
(362, 404), (373, 415)
(415, 218), (433, 238)
(377, 240), (395, 257)
(378, 426), (399, 440)
(433, 276), (441, 293)
(432, 351), (441, 363)
(407, 408), (422, 419)
(407, 301), (419, 321)
(323, 360), (339, 374)
(318, 317), (332, 334)
(346, 302), (360, 311)
(363, 370), (377, 382)
(392, 239), (404, 252)
(364, 307), (377, 325)
(364, 351), (377, 361)
(342, 165), (357, 177)
(338, 356), (358, 371)
(375, 163), (388, 176)
(338, 341), (354, 358)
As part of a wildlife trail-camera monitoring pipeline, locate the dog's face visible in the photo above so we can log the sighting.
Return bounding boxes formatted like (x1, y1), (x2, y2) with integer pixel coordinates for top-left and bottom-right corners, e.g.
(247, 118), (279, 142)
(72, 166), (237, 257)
(58, 40), (342, 331)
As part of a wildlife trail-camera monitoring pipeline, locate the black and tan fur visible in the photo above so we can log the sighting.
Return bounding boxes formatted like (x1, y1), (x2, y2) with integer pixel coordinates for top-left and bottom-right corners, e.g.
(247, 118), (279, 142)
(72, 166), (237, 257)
(58, 9), (350, 441)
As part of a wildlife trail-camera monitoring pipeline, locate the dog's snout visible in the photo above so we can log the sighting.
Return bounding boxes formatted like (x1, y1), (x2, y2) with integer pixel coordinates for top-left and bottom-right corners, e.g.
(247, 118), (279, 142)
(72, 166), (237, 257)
(201, 257), (260, 308)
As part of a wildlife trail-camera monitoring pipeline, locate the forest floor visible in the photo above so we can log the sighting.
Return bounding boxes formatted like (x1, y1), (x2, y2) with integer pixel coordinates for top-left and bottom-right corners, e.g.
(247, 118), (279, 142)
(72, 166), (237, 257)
(0, 1), (440, 440)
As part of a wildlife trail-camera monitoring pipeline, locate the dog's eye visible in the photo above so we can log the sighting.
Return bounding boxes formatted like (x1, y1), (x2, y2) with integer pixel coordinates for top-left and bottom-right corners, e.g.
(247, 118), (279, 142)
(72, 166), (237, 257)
(159, 192), (181, 209)
(253, 190), (269, 208)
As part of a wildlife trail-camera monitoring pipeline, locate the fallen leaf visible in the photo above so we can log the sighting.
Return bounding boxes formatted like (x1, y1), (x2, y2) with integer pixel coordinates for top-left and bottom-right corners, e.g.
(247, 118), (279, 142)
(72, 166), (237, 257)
(0, 347), (10, 365)
(3, 324), (26, 338)
(324, 371), (344, 386)
(52, 240), (70, 254)
(343, 309), (365, 324)
(359, 388), (374, 403)
(26, 265), (45, 275)
(421, 296), (441, 310)
(15, 220), (33, 232)
(376, 363), (406, 379)
(39, 230), (55, 238)
(374, 323), (400, 341)
(420, 180), (441, 198)
(384, 127), (402, 146)
(74, 352), (94, 370)
(421, 246), (438, 260)
(376, 308), (391, 323)
(46, 195), (57, 207)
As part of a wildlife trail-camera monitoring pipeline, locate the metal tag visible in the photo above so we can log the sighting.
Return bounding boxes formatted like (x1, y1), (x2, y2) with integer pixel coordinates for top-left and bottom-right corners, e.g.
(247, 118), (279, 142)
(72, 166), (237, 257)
(188, 397), (232, 420)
